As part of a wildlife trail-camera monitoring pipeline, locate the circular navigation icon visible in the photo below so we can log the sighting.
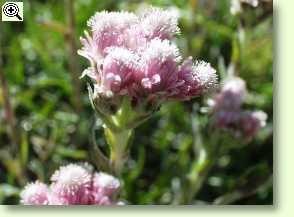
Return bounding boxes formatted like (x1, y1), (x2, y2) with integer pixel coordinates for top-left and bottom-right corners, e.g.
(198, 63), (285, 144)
(3, 2), (22, 20)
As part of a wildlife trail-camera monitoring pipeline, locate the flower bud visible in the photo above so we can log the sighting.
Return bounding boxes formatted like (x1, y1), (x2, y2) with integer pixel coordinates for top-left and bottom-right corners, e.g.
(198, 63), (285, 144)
(92, 172), (120, 197)
(50, 164), (92, 205)
(20, 181), (49, 205)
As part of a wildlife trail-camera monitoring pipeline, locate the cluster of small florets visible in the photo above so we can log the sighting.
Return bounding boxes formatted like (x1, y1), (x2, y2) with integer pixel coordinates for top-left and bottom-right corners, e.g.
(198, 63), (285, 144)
(208, 77), (267, 139)
(78, 7), (217, 112)
(20, 163), (121, 205)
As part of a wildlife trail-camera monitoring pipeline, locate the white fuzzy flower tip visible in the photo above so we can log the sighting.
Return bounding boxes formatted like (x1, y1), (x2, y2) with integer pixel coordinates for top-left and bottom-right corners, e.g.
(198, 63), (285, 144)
(93, 172), (120, 196)
(87, 11), (138, 32)
(105, 47), (139, 67)
(211, 77), (246, 111)
(20, 181), (49, 205)
(222, 77), (246, 97)
(141, 39), (181, 64)
(192, 61), (218, 91)
(89, 11), (138, 55)
(174, 58), (217, 100)
(251, 110), (267, 127)
(50, 164), (92, 196)
(139, 6), (180, 39)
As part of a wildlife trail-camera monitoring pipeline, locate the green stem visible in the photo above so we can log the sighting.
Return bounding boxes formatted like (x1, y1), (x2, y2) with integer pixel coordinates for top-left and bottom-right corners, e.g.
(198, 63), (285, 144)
(185, 148), (215, 203)
(180, 108), (220, 204)
(93, 97), (152, 176)
(90, 125), (112, 172)
(183, 130), (222, 204)
(104, 128), (133, 176)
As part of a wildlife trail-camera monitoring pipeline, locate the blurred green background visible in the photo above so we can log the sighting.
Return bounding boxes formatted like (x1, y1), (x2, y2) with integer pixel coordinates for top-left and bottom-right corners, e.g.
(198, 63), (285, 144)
(0, 0), (272, 205)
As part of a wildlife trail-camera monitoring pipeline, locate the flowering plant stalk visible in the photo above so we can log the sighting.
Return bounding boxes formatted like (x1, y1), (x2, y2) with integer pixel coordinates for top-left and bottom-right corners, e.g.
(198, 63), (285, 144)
(19, 5), (269, 205)
(79, 7), (217, 176)
(179, 75), (267, 204)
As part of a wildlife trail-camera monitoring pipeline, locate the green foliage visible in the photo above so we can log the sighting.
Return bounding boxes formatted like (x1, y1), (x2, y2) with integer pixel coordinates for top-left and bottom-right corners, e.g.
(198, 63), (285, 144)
(0, 0), (272, 205)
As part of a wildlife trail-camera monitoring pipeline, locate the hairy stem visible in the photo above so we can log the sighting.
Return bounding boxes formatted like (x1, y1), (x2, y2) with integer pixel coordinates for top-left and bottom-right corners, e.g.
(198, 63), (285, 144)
(92, 97), (153, 176)
(93, 97), (136, 176)
(105, 128), (133, 176)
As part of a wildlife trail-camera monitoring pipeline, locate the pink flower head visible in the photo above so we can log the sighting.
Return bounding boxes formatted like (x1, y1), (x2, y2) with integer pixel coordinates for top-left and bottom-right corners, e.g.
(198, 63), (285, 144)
(79, 7), (217, 118)
(87, 11), (138, 57)
(137, 39), (181, 94)
(211, 77), (246, 111)
(20, 181), (49, 205)
(92, 172), (120, 197)
(50, 164), (92, 205)
(138, 7), (180, 40)
(98, 47), (139, 97)
(209, 77), (267, 140)
(175, 58), (218, 100)
(213, 110), (240, 129)
(212, 110), (267, 139)
(20, 163), (122, 205)
(239, 110), (267, 138)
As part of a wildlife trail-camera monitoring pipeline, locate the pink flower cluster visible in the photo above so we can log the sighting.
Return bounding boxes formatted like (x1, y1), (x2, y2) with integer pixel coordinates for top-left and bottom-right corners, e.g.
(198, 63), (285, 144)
(20, 163), (121, 205)
(209, 77), (267, 139)
(78, 7), (217, 102)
